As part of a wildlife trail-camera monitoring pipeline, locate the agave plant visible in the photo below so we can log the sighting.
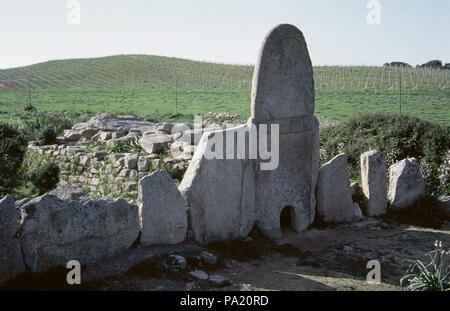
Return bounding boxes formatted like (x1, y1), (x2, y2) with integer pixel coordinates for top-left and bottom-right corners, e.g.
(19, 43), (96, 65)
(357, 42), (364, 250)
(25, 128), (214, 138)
(400, 241), (450, 291)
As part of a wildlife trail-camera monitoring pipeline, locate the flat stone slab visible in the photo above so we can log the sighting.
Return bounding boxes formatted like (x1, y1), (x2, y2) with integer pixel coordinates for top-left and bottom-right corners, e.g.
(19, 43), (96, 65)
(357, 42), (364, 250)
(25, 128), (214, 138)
(138, 133), (172, 154)
(86, 114), (156, 133)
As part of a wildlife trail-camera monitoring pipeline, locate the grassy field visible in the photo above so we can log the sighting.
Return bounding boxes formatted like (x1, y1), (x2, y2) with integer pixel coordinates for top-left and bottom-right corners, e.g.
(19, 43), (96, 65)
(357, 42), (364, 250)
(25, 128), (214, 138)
(0, 55), (449, 125)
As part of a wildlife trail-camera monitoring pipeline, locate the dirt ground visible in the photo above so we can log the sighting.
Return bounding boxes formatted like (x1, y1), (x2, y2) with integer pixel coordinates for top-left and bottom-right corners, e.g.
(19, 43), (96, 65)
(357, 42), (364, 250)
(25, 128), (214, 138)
(88, 218), (450, 291)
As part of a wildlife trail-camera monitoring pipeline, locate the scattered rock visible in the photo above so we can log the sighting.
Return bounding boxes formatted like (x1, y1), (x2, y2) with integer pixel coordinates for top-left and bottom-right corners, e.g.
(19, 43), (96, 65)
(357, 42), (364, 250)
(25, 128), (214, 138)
(79, 155), (90, 166)
(93, 151), (108, 160)
(124, 154), (139, 169)
(208, 274), (231, 287)
(129, 169), (139, 180)
(138, 133), (172, 154)
(388, 158), (427, 209)
(170, 141), (189, 158)
(137, 157), (150, 171)
(171, 123), (194, 135)
(99, 131), (113, 141)
(167, 254), (187, 271)
(185, 282), (197, 291)
(63, 130), (81, 142)
(87, 114), (156, 133)
(189, 270), (209, 281)
(111, 131), (127, 139)
(80, 127), (100, 139)
(156, 123), (174, 134)
(174, 129), (208, 146)
(200, 251), (218, 266)
(66, 146), (85, 154)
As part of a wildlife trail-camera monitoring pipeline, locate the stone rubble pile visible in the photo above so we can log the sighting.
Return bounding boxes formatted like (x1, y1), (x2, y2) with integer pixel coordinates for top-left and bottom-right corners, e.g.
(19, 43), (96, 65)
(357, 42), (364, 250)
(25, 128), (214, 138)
(27, 114), (215, 200)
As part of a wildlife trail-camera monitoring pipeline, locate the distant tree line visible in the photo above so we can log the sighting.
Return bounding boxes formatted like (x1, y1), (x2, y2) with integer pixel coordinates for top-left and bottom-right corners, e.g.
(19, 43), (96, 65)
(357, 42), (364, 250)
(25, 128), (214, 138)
(384, 60), (450, 70)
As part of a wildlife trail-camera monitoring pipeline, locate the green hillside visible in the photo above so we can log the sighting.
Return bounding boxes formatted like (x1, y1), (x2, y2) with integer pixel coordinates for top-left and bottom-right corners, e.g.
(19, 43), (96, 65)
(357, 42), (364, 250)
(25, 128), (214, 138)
(0, 54), (449, 125)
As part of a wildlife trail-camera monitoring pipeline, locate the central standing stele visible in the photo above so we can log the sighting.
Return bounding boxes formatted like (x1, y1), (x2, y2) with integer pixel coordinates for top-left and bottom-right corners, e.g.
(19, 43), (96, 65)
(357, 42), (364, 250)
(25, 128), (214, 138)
(179, 24), (320, 244)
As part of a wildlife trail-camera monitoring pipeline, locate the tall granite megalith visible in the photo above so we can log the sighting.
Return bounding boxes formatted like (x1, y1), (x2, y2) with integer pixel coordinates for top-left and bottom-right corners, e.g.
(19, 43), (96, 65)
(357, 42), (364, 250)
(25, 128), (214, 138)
(251, 24), (320, 237)
(179, 24), (319, 243)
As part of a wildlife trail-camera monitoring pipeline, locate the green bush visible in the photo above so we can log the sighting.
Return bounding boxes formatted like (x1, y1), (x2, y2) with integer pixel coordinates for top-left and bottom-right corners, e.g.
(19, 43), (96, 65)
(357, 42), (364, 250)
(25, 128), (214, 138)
(0, 123), (27, 194)
(320, 114), (450, 194)
(382, 196), (449, 229)
(401, 241), (450, 291)
(36, 124), (58, 145)
(21, 112), (73, 144)
(106, 140), (141, 153)
(29, 161), (60, 194)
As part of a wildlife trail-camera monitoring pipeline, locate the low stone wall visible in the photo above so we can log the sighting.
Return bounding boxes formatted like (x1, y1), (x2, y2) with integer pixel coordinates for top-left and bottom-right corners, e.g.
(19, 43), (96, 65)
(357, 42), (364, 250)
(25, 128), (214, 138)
(28, 144), (189, 202)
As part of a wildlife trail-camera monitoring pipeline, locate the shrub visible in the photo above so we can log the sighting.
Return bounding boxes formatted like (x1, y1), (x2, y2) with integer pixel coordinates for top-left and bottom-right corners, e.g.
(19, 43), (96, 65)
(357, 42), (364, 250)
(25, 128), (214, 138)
(29, 161), (60, 194)
(382, 196), (449, 229)
(0, 123), (27, 193)
(21, 112), (73, 144)
(36, 124), (58, 145)
(106, 140), (141, 153)
(401, 241), (450, 291)
(320, 114), (450, 194)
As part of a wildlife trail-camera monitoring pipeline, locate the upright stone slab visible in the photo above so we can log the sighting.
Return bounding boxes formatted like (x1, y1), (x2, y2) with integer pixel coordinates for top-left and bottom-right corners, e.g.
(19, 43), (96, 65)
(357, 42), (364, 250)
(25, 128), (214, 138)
(251, 24), (319, 237)
(388, 158), (427, 209)
(316, 154), (362, 223)
(179, 125), (255, 244)
(0, 196), (25, 284)
(139, 171), (188, 245)
(361, 150), (388, 216)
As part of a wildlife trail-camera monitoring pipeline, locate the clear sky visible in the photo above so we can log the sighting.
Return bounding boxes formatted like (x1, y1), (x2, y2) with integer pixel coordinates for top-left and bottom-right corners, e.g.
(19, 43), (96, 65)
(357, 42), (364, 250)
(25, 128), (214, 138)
(0, 0), (449, 69)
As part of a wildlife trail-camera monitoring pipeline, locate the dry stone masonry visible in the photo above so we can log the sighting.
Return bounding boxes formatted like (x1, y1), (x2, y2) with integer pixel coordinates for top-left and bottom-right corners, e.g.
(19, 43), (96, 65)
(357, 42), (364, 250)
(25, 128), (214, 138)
(28, 114), (197, 201)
